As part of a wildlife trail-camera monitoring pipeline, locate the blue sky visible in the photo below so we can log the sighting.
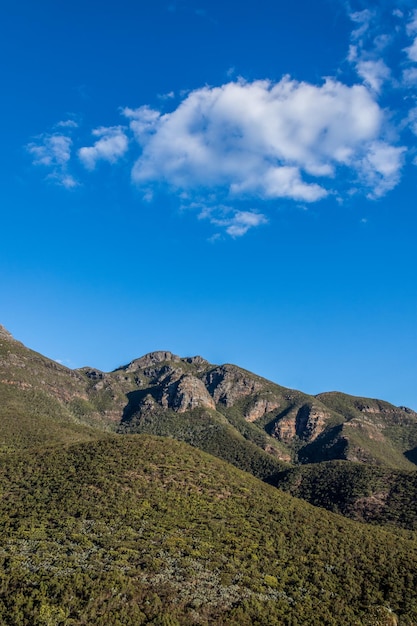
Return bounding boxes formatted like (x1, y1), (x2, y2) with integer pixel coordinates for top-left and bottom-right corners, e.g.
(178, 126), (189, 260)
(1, 0), (416, 409)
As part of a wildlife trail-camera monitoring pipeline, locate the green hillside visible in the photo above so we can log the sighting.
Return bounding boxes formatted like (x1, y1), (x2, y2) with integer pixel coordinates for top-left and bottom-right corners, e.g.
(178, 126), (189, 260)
(272, 459), (417, 530)
(1, 435), (417, 625)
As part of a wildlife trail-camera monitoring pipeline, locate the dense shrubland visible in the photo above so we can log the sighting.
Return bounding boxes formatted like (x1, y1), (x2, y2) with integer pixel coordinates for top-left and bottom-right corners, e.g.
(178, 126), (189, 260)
(1, 435), (417, 624)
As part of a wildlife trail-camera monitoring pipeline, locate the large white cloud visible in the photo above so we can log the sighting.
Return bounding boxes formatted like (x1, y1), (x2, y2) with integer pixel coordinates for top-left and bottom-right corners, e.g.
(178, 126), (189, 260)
(78, 126), (129, 170)
(125, 77), (401, 202)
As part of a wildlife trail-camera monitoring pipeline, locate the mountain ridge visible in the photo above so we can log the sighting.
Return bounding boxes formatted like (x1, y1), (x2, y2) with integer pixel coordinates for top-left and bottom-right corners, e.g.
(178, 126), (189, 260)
(1, 323), (416, 467)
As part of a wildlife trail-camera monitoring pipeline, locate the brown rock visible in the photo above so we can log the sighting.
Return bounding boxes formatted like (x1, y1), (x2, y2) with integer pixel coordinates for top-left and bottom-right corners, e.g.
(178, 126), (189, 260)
(245, 398), (281, 422)
(205, 365), (263, 407)
(161, 374), (216, 413)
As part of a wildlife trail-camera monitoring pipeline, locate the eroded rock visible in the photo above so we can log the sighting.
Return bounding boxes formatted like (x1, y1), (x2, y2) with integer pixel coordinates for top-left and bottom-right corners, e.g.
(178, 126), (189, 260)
(161, 374), (216, 413)
(205, 365), (263, 407)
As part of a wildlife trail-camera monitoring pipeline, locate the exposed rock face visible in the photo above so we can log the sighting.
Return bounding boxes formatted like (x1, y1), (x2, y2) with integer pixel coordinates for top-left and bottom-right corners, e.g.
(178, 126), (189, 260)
(295, 405), (331, 441)
(205, 365), (263, 406)
(344, 418), (385, 442)
(245, 398), (281, 422)
(272, 414), (297, 443)
(161, 374), (216, 413)
(126, 351), (181, 371)
(184, 356), (210, 369)
(271, 404), (331, 444)
(83, 369), (105, 381)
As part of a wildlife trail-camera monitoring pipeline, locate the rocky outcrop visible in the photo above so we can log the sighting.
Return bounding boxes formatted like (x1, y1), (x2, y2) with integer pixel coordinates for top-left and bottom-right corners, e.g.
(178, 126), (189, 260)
(161, 374), (216, 413)
(205, 365), (263, 407)
(126, 351), (181, 371)
(271, 404), (331, 444)
(184, 356), (210, 369)
(245, 398), (281, 422)
(272, 414), (297, 443)
(295, 404), (331, 441)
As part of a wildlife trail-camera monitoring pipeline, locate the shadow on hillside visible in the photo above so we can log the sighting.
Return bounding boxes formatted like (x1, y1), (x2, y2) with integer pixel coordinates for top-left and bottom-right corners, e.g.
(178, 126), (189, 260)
(120, 388), (156, 424)
(404, 446), (417, 467)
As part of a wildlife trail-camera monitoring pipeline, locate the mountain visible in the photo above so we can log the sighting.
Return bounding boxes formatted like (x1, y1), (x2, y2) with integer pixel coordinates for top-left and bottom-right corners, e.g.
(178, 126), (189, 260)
(2, 323), (417, 623)
(2, 323), (417, 524)
(3, 323), (416, 468)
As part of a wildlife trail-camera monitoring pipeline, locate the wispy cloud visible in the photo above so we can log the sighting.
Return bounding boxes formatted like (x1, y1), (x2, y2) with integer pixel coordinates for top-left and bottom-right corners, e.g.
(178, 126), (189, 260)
(355, 58), (391, 93)
(198, 205), (268, 238)
(347, 8), (393, 93)
(78, 126), (129, 170)
(26, 133), (78, 189)
(216, 210), (268, 238)
(403, 9), (417, 71)
(55, 119), (79, 129)
(344, 2), (417, 165)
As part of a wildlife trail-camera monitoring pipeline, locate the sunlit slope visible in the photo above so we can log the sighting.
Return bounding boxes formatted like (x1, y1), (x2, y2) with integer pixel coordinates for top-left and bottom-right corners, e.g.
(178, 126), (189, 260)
(1, 434), (416, 625)
(0, 326), (104, 450)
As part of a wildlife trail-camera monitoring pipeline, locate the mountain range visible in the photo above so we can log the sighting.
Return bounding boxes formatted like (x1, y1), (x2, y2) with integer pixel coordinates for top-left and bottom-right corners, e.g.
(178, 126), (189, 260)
(1, 323), (417, 624)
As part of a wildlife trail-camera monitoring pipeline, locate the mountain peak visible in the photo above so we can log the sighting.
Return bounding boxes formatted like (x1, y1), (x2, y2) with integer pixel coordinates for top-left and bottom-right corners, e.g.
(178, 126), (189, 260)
(125, 350), (181, 370)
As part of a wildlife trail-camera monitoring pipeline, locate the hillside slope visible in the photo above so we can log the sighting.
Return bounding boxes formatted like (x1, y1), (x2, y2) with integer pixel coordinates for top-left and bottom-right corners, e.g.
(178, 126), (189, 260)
(3, 323), (417, 471)
(271, 460), (417, 530)
(1, 434), (417, 625)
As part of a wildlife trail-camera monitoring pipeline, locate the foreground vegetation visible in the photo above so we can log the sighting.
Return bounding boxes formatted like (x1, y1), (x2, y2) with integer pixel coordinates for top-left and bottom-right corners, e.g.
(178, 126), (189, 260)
(1, 435), (417, 625)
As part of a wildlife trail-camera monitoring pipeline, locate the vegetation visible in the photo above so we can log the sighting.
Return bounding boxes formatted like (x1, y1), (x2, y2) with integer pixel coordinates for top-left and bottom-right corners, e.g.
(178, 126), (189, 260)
(118, 406), (287, 480)
(272, 460), (417, 530)
(1, 435), (417, 624)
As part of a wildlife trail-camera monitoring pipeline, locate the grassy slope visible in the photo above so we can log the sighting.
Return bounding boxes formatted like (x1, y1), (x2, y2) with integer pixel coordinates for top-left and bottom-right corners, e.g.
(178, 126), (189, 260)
(0, 383), (101, 451)
(1, 435), (417, 625)
(0, 330), (119, 452)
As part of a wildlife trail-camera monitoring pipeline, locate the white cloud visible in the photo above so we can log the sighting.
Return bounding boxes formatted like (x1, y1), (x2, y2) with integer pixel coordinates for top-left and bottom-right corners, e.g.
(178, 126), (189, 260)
(407, 107), (417, 136)
(347, 8), (394, 93)
(27, 133), (78, 188)
(355, 59), (390, 93)
(200, 207), (268, 237)
(406, 10), (417, 36)
(56, 119), (78, 129)
(27, 134), (72, 167)
(127, 78), (399, 202)
(405, 38), (417, 63)
(47, 172), (79, 189)
(226, 211), (267, 237)
(122, 106), (161, 142)
(157, 91), (175, 101)
(359, 141), (405, 198)
(78, 126), (128, 170)
(350, 9), (373, 42)
(402, 66), (417, 86)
